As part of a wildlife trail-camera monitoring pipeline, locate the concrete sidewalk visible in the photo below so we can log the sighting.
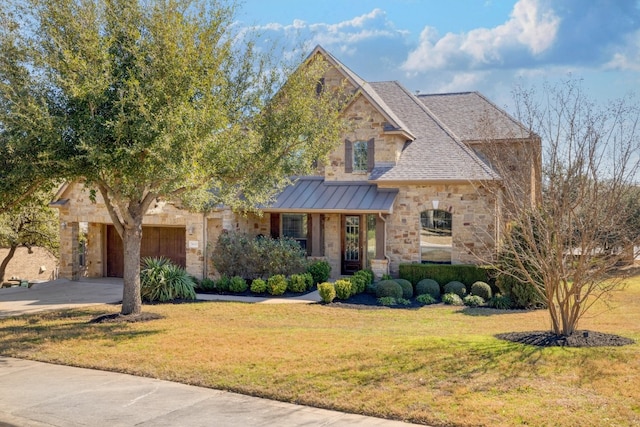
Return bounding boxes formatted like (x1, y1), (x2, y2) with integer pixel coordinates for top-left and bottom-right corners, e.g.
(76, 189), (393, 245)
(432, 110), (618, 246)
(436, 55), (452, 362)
(0, 357), (421, 427)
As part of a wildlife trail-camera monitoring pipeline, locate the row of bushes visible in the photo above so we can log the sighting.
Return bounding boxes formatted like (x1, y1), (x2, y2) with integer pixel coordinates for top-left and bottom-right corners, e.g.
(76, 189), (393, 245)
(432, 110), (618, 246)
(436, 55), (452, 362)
(317, 270), (374, 303)
(195, 272), (315, 296)
(399, 263), (544, 309)
(140, 257), (333, 303)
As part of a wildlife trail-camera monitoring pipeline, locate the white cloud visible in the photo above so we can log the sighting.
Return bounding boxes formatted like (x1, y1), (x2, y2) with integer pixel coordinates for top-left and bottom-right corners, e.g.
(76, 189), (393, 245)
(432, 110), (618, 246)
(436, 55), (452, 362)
(604, 30), (640, 72)
(402, 0), (560, 72)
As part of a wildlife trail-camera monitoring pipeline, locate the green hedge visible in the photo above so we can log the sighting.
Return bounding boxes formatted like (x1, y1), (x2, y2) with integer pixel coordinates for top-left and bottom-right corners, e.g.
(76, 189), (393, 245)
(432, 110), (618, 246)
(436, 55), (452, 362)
(399, 263), (495, 287)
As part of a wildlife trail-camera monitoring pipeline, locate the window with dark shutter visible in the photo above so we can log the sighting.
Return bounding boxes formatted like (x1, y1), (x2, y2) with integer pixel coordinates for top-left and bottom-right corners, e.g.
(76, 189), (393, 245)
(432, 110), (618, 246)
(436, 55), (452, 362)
(344, 139), (353, 173)
(367, 138), (375, 171)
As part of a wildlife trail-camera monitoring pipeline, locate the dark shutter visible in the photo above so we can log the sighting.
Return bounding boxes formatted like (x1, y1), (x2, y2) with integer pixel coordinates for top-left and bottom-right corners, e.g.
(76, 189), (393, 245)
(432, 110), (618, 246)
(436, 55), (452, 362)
(345, 139), (353, 173)
(270, 213), (280, 239)
(306, 214), (312, 256)
(367, 138), (375, 171)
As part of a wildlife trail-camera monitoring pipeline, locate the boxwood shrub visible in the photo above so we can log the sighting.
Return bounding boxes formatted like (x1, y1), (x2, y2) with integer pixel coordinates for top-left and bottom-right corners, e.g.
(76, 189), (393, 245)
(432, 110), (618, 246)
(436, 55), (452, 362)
(267, 274), (288, 296)
(416, 278), (440, 299)
(375, 280), (403, 299)
(394, 279), (413, 299)
(334, 279), (353, 300)
(443, 281), (467, 298)
(318, 282), (336, 303)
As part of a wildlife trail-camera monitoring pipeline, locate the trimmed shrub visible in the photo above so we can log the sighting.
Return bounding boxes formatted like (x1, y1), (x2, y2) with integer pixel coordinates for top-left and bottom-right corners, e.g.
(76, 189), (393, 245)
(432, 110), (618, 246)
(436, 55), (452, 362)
(442, 293), (464, 306)
(140, 257), (196, 302)
(360, 270), (374, 285)
(399, 263), (494, 287)
(488, 293), (513, 310)
(318, 282), (336, 303)
(216, 276), (231, 292)
(396, 298), (411, 306)
(198, 277), (216, 292)
(416, 278), (440, 299)
(444, 281), (467, 298)
(377, 296), (397, 306)
(267, 274), (288, 296)
(303, 272), (314, 290)
(307, 260), (331, 285)
(229, 276), (247, 293)
(250, 278), (267, 294)
(416, 294), (437, 305)
(394, 279), (414, 299)
(365, 282), (377, 295)
(470, 281), (492, 300)
(496, 274), (545, 309)
(463, 295), (485, 307)
(350, 273), (367, 294)
(334, 279), (353, 300)
(375, 280), (403, 299)
(287, 274), (308, 293)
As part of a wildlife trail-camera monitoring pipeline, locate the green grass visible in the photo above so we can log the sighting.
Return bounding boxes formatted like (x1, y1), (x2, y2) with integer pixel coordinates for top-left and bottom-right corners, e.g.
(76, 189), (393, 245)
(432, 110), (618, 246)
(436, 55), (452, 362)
(1, 276), (639, 426)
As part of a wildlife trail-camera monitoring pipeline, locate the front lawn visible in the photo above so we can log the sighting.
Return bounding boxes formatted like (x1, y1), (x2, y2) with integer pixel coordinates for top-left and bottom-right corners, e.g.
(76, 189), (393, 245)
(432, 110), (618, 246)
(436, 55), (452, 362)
(1, 275), (639, 426)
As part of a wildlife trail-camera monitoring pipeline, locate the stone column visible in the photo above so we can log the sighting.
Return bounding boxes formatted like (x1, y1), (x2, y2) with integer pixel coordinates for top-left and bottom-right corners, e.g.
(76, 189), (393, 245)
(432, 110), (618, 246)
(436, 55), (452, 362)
(370, 215), (389, 279)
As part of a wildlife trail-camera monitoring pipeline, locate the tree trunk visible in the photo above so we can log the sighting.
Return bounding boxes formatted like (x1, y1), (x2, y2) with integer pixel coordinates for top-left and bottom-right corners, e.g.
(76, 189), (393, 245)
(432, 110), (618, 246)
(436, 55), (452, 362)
(0, 245), (18, 283)
(121, 223), (143, 315)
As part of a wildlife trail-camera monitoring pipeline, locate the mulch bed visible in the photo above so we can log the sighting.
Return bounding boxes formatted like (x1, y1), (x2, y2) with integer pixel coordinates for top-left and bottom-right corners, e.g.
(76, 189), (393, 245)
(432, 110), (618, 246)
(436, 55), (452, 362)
(496, 330), (634, 347)
(89, 312), (165, 324)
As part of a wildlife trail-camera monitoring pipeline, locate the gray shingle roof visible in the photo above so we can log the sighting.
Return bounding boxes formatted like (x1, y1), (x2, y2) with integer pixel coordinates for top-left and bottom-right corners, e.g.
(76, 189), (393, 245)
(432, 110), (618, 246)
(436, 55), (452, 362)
(417, 92), (530, 141)
(265, 176), (398, 213)
(367, 82), (501, 182)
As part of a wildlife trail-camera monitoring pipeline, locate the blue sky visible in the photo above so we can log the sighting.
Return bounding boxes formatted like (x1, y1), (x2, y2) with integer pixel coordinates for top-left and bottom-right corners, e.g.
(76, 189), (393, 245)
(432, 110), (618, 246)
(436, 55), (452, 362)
(236, 0), (640, 110)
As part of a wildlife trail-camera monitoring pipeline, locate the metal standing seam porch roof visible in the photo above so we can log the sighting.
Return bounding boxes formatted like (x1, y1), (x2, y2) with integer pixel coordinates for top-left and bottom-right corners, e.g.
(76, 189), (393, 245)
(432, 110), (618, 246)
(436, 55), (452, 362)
(263, 176), (398, 214)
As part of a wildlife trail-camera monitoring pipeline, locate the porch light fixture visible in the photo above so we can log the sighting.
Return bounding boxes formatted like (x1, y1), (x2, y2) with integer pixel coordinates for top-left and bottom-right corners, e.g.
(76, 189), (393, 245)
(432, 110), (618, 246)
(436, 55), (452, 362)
(432, 200), (439, 210)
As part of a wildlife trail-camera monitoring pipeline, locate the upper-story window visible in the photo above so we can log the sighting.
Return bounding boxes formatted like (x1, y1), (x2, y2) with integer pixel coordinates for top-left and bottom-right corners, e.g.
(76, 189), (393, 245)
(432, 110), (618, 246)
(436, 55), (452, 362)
(353, 141), (368, 172)
(345, 138), (374, 174)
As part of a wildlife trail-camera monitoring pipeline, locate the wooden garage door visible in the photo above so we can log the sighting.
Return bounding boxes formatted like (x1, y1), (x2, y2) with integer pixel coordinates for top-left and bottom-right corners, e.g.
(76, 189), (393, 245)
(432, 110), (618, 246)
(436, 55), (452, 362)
(106, 226), (186, 277)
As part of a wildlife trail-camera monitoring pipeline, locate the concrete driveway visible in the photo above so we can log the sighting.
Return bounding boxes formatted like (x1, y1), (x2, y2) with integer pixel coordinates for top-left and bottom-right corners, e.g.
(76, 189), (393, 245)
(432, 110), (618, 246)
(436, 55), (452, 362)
(0, 278), (124, 318)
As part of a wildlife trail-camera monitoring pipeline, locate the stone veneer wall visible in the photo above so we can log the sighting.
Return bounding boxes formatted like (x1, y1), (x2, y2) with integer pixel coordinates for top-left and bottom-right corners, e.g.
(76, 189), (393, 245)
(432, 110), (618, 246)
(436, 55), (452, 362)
(56, 182), (220, 279)
(323, 96), (405, 182)
(381, 183), (499, 276)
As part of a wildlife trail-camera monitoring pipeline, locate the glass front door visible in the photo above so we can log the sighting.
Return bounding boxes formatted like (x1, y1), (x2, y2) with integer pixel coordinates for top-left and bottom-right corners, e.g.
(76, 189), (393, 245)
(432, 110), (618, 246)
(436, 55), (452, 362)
(342, 215), (362, 274)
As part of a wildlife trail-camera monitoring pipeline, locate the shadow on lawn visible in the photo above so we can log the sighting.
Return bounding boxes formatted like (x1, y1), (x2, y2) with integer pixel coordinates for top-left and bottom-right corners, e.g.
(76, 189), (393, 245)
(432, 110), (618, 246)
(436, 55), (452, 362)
(0, 308), (162, 354)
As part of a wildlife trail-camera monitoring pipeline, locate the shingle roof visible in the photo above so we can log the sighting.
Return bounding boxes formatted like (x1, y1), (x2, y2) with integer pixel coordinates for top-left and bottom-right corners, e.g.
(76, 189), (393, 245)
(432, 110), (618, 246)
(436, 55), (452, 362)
(367, 82), (501, 182)
(265, 176), (398, 213)
(417, 92), (530, 141)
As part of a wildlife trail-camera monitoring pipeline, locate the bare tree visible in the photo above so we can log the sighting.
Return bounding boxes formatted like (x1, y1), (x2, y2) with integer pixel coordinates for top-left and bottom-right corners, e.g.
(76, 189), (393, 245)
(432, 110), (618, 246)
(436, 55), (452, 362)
(490, 80), (640, 336)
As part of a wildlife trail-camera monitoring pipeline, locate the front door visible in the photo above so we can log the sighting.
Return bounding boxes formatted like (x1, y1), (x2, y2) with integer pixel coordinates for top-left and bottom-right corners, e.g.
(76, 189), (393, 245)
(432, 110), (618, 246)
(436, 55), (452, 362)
(342, 215), (362, 274)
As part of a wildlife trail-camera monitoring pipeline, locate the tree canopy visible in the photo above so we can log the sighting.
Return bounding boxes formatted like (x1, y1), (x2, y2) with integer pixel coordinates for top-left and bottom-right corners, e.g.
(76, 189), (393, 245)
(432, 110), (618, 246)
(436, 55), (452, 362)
(0, 0), (347, 315)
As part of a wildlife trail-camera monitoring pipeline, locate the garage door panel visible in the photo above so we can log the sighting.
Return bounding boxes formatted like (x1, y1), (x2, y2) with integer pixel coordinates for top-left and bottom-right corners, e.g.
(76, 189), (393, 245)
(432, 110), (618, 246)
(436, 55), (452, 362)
(107, 226), (186, 278)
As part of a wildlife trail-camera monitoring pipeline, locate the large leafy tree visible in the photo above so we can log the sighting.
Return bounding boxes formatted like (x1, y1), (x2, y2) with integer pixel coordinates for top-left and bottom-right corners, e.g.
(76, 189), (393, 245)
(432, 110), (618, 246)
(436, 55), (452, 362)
(0, 0), (346, 315)
(0, 191), (59, 283)
(494, 80), (640, 336)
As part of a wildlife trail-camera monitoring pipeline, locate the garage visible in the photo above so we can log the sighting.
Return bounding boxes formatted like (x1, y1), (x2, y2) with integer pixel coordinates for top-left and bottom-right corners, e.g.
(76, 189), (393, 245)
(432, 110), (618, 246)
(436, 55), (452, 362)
(106, 226), (186, 277)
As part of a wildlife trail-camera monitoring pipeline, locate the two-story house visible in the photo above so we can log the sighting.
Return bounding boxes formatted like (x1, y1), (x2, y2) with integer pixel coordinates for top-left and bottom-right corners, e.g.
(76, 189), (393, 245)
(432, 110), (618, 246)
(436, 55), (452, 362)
(52, 46), (540, 280)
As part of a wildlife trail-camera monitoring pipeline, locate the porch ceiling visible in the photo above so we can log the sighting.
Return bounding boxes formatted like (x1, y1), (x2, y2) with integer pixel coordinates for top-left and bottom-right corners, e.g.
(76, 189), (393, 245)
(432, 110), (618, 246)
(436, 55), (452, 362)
(264, 177), (398, 214)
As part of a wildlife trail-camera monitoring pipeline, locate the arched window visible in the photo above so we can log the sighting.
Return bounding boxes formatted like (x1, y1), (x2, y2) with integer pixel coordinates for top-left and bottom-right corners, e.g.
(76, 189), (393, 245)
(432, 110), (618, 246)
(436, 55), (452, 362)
(420, 209), (452, 263)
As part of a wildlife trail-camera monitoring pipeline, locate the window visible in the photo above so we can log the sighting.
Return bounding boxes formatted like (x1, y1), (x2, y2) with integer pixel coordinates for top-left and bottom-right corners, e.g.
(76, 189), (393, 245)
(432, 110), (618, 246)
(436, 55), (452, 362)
(282, 214), (308, 250)
(420, 209), (452, 263)
(345, 138), (374, 173)
(353, 141), (368, 172)
(366, 214), (376, 268)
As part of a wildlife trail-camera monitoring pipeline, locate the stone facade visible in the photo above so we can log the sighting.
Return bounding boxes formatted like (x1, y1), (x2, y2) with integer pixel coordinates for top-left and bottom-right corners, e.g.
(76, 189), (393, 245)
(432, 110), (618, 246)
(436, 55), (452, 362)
(52, 46), (538, 282)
